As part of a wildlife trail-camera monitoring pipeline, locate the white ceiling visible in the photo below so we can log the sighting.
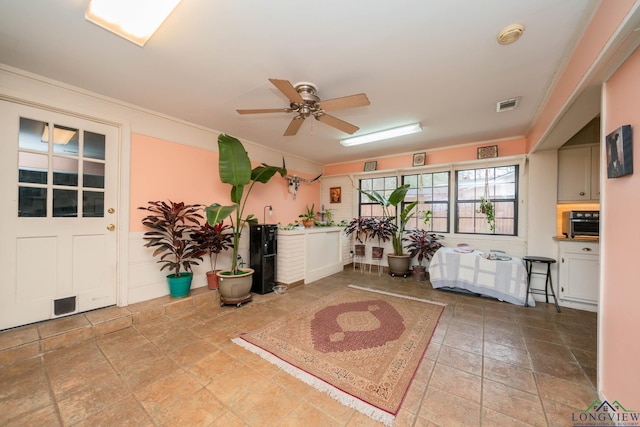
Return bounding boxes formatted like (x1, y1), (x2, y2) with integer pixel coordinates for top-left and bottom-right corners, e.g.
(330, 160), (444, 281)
(0, 0), (601, 165)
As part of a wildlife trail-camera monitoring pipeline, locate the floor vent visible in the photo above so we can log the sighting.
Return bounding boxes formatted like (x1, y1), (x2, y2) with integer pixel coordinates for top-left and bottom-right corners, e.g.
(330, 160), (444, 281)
(54, 296), (77, 316)
(496, 97), (521, 112)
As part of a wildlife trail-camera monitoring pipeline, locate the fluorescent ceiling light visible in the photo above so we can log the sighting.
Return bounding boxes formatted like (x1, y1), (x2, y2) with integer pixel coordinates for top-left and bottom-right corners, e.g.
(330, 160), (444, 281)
(340, 123), (422, 147)
(41, 125), (76, 145)
(85, 0), (181, 46)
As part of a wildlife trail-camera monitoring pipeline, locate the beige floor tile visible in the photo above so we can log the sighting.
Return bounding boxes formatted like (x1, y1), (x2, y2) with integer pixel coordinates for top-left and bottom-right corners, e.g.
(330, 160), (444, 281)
(57, 375), (130, 426)
(437, 344), (483, 376)
(484, 340), (531, 368)
(71, 396), (153, 427)
(418, 386), (481, 426)
(3, 404), (61, 427)
(535, 372), (598, 410)
(429, 362), (482, 403)
(482, 379), (546, 426)
(442, 330), (483, 354)
(483, 356), (538, 394)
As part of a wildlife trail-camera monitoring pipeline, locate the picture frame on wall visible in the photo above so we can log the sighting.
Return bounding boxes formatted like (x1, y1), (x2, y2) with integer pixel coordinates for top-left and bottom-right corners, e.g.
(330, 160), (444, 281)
(364, 161), (377, 172)
(477, 145), (498, 159)
(412, 152), (426, 167)
(606, 125), (633, 178)
(330, 187), (341, 203)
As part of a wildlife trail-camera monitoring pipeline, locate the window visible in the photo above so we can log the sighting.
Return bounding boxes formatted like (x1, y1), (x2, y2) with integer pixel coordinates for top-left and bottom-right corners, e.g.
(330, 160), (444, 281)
(403, 172), (450, 233)
(359, 176), (398, 217)
(455, 165), (518, 235)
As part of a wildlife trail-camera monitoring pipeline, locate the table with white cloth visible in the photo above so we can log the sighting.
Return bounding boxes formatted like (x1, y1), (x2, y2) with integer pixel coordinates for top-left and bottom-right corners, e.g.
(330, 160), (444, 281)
(428, 247), (535, 306)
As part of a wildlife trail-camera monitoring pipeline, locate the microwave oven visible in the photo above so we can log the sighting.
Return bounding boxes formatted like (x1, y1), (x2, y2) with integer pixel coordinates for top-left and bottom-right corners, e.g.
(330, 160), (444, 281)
(562, 210), (599, 238)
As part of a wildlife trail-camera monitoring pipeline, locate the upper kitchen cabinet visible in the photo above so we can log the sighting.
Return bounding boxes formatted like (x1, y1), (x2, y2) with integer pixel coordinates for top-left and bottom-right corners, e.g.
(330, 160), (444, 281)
(558, 144), (600, 201)
(557, 117), (601, 202)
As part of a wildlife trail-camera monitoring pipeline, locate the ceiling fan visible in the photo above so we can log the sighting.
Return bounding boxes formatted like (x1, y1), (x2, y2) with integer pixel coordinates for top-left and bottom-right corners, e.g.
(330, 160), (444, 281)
(237, 78), (370, 136)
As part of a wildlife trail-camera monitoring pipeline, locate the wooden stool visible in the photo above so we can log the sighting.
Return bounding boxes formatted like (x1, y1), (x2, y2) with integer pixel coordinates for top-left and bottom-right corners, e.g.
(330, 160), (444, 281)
(522, 256), (560, 313)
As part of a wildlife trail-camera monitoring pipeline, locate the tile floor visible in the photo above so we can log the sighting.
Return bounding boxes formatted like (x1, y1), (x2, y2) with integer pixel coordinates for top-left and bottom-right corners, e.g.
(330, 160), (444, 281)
(0, 268), (598, 426)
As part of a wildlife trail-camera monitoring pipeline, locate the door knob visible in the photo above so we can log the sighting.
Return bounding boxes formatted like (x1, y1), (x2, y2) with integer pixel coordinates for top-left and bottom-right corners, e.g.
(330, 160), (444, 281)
(108, 208), (115, 214)
(107, 224), (115, 231)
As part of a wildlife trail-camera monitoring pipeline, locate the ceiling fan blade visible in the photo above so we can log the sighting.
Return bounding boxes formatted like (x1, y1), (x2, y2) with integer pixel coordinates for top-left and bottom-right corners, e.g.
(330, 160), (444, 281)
(284, 117), (305, 136)
(269, 78), (304, 104)
(236, 108), (288, 114)
(319, 93), (370, 111)
(316, 114), (359, 134)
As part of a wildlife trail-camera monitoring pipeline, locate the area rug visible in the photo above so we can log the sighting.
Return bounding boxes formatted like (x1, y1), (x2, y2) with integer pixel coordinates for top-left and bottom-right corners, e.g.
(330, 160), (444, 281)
(232, 285), (445, 426)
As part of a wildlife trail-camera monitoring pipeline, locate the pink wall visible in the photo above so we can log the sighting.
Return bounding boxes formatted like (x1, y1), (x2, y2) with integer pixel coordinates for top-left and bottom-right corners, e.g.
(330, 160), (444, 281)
(130, 134), (320, 231)
(527, 0), (636, 152)
(324, 138), (527, 176)
(601, 47), (640, 408)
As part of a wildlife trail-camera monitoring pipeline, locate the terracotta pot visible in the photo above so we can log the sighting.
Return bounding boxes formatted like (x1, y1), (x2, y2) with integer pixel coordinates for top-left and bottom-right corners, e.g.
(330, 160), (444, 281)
(412, 266), (426, 281)
(302, 219), (314, 228)
(206, 270), (220, 290)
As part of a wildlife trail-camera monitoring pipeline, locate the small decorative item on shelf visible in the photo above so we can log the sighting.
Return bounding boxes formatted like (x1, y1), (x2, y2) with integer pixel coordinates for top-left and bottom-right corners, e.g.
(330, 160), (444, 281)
(412, 152), (426, 167)
(364, 161), (377, 172)
(477, 145), (498, 159)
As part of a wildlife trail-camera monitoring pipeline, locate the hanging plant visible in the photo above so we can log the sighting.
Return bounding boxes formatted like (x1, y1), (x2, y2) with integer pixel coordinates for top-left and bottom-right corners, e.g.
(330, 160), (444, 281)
(477, 167), (496, 233)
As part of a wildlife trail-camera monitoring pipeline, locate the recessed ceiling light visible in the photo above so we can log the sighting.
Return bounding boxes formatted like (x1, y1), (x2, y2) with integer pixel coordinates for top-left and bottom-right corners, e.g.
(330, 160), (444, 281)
(497, 24), (525, 45)
(85, 0), (181, 47)
(340, 123), (422, 147)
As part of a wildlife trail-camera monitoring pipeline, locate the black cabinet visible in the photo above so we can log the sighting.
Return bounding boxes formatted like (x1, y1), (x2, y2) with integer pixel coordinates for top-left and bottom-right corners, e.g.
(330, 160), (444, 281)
(249, 224), (277, 294)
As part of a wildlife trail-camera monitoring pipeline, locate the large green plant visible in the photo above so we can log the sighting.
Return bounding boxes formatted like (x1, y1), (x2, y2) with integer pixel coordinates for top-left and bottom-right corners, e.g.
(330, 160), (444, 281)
(205, 134), (287, 274)
(139, 200), (204, 277)
(359, 183), (418, 255)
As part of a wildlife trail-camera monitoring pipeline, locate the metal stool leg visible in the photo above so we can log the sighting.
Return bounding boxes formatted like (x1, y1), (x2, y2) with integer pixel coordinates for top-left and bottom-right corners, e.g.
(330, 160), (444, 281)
(524, 260), (532, 307)
(545, 263), (561, 313)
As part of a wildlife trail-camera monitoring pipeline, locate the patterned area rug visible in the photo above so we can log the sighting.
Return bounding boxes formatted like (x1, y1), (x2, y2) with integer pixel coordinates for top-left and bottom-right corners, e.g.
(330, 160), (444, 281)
(232, 285), (445, 426)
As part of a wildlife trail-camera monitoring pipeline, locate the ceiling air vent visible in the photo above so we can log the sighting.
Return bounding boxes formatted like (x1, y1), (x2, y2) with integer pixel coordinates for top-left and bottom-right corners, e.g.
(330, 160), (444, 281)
(496, 97), (521, 112)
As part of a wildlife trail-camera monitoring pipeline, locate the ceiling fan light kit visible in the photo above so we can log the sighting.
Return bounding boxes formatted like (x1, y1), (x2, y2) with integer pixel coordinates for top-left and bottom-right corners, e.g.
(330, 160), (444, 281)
(340, 123), (423, 147)
(237, 78), (370, 136)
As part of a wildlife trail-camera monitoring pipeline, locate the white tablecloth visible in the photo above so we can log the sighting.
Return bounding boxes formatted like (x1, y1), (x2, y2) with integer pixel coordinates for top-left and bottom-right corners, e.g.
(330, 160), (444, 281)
(428, 247), (535, 306)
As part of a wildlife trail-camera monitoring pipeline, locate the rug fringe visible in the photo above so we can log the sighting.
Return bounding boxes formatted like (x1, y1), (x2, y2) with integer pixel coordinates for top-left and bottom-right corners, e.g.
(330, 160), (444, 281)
(348, 285), (447, 306)
(232, 337), (395, 427)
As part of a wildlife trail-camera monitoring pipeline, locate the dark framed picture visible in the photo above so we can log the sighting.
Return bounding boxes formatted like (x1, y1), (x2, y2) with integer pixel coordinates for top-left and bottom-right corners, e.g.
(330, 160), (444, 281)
(330, 187), (341, 203)
(477, 145), (498, 159)
(412, 152), (426, 167)
(364, 161), (377, 172)
(606, 125), (633, 178)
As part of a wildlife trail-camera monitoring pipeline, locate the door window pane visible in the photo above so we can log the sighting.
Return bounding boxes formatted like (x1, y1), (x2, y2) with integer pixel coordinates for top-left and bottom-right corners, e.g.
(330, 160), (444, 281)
(53, 157), (79, 186)
(83, 191), (104, 217)
(84, 131), (106, 160)
(18, 118), (49, 152)
(52, 124), (79, 156)
(18, 187), (47, 217)
(18, 152), (48, 184)
(53, 189), (78, 217)
(83, 161), (105, 188)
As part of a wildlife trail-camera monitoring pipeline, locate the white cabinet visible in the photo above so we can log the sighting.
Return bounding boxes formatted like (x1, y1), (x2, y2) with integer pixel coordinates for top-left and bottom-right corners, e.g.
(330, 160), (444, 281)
(558, 145), (600, 201)
(558, 241), (599, 311)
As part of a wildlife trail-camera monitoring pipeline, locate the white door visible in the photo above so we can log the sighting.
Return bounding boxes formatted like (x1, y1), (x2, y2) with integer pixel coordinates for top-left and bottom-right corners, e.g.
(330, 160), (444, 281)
(0, 101), (119, 330)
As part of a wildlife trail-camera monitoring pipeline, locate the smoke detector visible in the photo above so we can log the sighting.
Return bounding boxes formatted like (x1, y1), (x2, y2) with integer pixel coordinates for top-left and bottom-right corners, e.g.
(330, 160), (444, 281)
(497, 24), (525, 45)
(496, 97), (521, 112)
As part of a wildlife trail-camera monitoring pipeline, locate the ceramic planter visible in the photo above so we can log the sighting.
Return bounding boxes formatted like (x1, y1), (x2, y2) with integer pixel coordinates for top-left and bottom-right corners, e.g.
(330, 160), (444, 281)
(166, 272), (193, 298)
(412, 266), (426, 281)
(354, 244), (366, 257)
(387, 254), (412, 276)
(372, 246), (384, 260)
(217, 268), (254, 306)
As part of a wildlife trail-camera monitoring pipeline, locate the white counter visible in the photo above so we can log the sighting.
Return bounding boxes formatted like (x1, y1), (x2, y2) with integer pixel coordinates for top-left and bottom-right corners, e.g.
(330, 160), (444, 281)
(277, 227), (344, 284)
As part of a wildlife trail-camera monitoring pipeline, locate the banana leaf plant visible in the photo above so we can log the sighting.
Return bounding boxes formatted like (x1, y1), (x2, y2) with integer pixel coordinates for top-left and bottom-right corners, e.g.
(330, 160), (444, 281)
(359, 183), (418, 255)
(205, 134), (287, 275)
(139, 200), (205, 277)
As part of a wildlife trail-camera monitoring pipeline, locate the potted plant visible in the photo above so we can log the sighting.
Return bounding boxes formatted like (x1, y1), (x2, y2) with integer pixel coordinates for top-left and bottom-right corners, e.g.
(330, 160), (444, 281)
(205, 134), (287, 306)
(299, 204), (316, 227)
(139, 200), (204, 298)
(478, 197), (496, 233)
(190, 220), (233, 290)
(359, 184), (418, 276)
(404, 229), (444, 281)
(368, 216), (397, 260)
(344, 216), (372, 256)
